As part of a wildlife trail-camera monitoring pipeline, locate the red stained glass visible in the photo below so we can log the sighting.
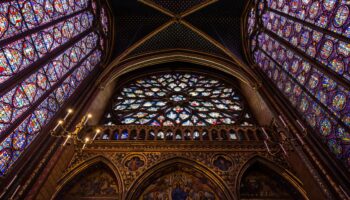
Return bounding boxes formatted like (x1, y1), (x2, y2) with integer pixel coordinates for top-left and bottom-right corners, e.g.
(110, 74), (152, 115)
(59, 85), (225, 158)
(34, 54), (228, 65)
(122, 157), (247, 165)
(0, 0), (107, 175)
(248, 0), (350, 170)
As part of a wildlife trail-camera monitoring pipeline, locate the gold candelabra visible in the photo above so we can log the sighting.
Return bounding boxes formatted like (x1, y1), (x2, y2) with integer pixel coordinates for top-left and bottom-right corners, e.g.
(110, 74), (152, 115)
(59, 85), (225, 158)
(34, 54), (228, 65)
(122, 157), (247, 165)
(50, 109), (101, 150)
(262, 115), (307, 156)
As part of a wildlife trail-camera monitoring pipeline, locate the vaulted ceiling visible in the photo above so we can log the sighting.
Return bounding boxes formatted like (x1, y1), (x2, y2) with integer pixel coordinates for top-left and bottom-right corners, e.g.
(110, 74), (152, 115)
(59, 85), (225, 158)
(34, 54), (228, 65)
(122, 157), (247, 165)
(110, 0), (247, 64)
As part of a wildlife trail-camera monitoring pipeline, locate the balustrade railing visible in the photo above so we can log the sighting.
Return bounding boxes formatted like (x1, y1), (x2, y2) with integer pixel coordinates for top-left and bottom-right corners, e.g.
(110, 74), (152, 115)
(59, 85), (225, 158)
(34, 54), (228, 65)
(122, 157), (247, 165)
(83, 125), (267, 142)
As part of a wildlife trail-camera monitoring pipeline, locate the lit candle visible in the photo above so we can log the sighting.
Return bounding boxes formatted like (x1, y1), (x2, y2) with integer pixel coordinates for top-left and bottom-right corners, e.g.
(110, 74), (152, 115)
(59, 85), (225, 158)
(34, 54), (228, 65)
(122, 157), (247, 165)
(296, 120), (306, 131)
(84, 114), (92, 125)
(261, 127), (269, 140)
(279, 115), (287, 127)
(63, 135), (71, 146)
(264, 140), (271, 153)
(63, 109), (73, 121)
(279, 143), (288, 156)
(93, 129), (101, 140)
(53, 120), (63, 131)
(296, 133), (305, 145)
(82, 137), (90, 149)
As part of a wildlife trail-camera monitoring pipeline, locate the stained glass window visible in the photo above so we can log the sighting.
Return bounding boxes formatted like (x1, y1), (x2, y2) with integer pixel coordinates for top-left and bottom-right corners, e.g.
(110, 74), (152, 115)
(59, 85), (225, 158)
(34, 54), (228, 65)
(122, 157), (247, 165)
(103, 73), (255, 127)
(246, 0), (350, 170)
(0, 0), (110, 176)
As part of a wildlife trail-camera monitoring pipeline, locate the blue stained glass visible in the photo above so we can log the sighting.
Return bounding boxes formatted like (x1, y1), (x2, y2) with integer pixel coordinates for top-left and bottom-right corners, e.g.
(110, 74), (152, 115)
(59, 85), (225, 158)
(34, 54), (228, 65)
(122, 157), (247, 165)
(0, 11), (93, 85)
(104, 73), (256, 127)
(249, 0), (350, 169)
(0, 0), (106, 175)
(0, 32), (98, 135)
(0, 0), (89, 42)
(0, 49), (100, 175)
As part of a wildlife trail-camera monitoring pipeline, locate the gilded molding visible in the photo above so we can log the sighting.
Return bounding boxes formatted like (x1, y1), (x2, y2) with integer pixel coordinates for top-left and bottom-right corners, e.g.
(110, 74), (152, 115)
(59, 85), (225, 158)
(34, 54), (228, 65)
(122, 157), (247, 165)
(55, 142), (294, 199)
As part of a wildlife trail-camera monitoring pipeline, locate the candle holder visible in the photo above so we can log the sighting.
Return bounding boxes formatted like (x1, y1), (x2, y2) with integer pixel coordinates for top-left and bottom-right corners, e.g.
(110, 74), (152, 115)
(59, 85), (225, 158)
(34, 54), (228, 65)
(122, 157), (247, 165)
(262, 115), (308, 156)
(50, 109), (100, 151)
(261, 127), (288, 156)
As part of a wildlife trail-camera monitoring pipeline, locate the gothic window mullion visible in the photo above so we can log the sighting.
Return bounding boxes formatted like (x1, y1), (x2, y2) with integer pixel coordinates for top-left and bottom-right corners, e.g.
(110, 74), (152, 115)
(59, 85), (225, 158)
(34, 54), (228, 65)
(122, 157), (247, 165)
(257, 46), (349, 133)
(0, 27), (93, 97)
(0, 6), (88, 48)
(0, 0), (109, 176)
(0, 3), (95, 88)
(267, 7), (350, 45)
(0, 46), (98, 143)
(246, 2), (350, 169)
(23, 3), (58, 104)
(263, 28), (350, 91)
(0, 6), (95, 92)
(105, 72), (256, 127)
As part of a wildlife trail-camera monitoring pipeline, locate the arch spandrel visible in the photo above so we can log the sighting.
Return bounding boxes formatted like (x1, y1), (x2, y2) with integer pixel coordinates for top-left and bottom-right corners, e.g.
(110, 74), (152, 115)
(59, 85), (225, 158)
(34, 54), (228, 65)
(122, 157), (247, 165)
(236, 156), (309, 200)
(126, 157), (235, 200)
(53, 155), (124, 200)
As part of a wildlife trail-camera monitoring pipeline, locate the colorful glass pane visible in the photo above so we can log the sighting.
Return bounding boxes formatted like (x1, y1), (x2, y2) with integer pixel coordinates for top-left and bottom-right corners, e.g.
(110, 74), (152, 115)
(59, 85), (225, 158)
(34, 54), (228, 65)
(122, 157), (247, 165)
(262, 10), (350, 82)
(0, 32), (98, 135)
(0, 0), (89, 42)
(249, 0), (350, 169)
(103, 73), (256, 127)
(0, 12), (93, 84)
(0, 0), (106, 175)
(0, 49), (101, 175)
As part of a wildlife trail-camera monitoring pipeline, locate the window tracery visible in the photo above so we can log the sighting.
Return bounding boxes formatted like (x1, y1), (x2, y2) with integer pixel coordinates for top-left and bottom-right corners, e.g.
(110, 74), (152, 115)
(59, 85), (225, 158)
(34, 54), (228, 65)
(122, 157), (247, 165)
(246, 0), (350, 169)
(103, 72), (255, 127)
(0, 0), (110, 175)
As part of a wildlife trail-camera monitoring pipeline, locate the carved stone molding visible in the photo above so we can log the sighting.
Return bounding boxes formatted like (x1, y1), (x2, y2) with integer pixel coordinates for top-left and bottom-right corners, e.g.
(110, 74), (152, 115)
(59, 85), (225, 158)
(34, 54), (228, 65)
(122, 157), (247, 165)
(61, 142), (291, 198)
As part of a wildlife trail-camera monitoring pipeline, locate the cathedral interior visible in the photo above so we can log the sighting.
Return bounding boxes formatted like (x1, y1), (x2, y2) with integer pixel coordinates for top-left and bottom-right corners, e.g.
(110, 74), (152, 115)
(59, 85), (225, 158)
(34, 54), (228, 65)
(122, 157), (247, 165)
(0, 0), (350, 199)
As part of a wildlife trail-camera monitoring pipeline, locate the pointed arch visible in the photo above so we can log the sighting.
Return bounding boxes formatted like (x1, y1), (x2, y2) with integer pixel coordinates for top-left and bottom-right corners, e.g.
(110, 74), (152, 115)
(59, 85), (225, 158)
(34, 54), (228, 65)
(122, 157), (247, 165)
(52, 155), (124, 200)
(126, 157), (235, 200)
(236, 156), (309, 200)
(98, 50), (261, 89)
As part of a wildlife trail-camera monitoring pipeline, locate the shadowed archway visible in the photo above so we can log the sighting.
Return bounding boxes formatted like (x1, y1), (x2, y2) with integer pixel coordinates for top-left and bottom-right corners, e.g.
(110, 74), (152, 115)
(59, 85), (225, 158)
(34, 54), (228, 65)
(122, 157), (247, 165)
(236, 156), (308, 200)
(126, 157), (235, 200)
(53, 156), (123, 200)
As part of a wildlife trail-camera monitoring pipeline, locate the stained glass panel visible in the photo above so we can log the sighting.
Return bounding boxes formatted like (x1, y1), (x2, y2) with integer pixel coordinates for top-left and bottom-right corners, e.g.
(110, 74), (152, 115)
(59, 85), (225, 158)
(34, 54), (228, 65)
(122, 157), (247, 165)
(262, 10), (350, 81)
(0, 0), (108, 175)
(0, 33), (98, 135)
(0, 49), (101, 175)
(0, 11), (94, 84)
(103, 73), (255, 127)
(0, 0), (89, 42)
(247, 0), (350, 169)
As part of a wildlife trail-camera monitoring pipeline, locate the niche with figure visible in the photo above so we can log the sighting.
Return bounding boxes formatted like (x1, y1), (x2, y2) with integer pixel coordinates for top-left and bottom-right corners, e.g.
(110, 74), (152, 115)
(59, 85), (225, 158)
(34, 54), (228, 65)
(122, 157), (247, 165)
(55, 163), (119, 200)
(239, 162), (305, 200)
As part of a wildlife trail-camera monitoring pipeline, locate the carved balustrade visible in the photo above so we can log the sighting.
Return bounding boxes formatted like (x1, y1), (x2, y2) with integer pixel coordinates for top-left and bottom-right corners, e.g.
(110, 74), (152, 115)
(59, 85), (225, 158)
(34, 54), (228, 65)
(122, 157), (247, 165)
(82, 125), (269, 142)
